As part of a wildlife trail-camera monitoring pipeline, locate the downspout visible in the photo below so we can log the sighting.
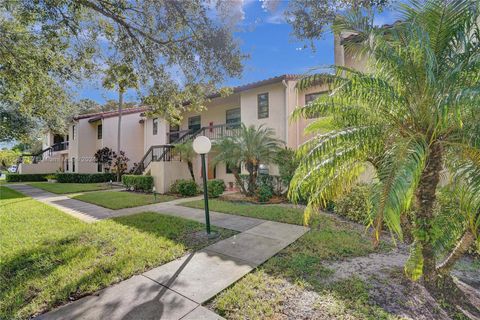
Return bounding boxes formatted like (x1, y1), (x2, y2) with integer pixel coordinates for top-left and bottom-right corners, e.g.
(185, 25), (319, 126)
(282, 80), (289, 146)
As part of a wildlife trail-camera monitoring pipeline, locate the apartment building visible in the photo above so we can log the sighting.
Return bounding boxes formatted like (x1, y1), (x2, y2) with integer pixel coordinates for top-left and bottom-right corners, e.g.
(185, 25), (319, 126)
(19, 35), (359, 192)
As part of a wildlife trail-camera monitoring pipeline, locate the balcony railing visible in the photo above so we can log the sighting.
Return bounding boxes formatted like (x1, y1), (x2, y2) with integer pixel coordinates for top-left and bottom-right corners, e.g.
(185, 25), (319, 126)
(166, 123), (241, 144)
(133, 145), (178, 174)
(51, 141), (69, 152)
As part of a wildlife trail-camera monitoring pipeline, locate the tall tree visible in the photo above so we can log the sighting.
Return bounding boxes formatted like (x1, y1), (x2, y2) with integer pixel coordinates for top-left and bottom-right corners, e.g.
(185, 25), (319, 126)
(1, 0), (244, 139)
(102, 63), (138, 175)
(290, 0), (480, 309)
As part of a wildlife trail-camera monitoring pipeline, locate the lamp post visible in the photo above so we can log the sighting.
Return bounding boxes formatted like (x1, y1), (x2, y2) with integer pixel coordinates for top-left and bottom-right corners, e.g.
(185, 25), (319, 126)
(192, 136), (215, 237)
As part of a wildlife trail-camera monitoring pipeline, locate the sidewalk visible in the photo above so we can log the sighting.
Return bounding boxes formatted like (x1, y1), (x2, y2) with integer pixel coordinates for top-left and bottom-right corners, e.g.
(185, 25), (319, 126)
(7, 184), (308, 320)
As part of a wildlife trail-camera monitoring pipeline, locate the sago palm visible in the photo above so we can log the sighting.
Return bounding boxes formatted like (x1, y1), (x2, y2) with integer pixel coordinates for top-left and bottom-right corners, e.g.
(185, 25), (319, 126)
(213, 124), (283, 195)
(290, 0), (480, 294)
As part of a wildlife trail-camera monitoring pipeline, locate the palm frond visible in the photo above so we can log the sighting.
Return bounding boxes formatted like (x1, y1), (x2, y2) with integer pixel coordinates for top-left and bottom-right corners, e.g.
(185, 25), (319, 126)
(370, 138), (427, 242)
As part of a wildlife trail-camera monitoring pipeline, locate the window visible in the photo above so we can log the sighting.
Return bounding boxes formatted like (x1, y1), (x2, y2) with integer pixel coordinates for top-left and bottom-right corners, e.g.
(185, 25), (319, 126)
(65, 158), (69, 171)
(304, 92), (327, 119)
(169, 123), (179, 143)
(152, 118), (158, 135)
(188, 116), (201, 132)
(72, 125), (76, 140)
(305, 92), (322, 105)
(72, 157), (75, 173)
(226, 108), (241, 127)
(257, 93), (269, 119)
(97, 162), (102, 173)
(97, 124), (102, 139)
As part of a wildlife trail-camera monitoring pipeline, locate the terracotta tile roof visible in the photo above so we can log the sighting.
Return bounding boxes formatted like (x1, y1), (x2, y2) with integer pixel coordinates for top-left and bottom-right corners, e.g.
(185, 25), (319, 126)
(76, 74), (300, 120)
(208, 74), (300, 99)
(74, 107), (147, 121)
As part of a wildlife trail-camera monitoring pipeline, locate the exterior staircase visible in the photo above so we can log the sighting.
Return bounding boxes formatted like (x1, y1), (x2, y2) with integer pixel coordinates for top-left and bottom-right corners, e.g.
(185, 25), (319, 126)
(133, 123), (241, 175)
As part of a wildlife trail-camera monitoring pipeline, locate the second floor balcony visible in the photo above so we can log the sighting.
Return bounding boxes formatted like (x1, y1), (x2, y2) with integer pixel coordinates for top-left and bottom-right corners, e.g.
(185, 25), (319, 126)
(166, 123), (241, 144)
(51, 141), (69, 152)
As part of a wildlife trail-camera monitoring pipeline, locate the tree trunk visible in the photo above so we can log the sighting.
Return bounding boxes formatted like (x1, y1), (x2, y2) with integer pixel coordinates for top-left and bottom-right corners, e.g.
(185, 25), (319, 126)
(187, 161), (195, 181)
(117, 89), (123, 182)
(415, 142), (443, 290)
(232, 169), (247, 194)
(437, 229), (475, 275)
(246, 162), (256, 196)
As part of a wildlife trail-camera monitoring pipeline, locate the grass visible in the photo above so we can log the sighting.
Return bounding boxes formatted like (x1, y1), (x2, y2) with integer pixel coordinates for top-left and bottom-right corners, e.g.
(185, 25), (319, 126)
(0, 186), (234, 319)
(71, 190), (176, 209)
(184, 200), (396, 319)
(28, 182), (114, 194)
(182, 199), (305, 225)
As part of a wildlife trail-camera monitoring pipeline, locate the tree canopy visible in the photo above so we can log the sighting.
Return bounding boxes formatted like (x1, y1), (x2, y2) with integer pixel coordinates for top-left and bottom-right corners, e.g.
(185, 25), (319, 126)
(286, 0), (390, 43)
(1, 0), (244, 141)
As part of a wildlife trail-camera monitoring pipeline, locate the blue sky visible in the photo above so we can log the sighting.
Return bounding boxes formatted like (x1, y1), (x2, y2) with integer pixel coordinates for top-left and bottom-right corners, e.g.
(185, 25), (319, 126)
(77, 1), (399, 104)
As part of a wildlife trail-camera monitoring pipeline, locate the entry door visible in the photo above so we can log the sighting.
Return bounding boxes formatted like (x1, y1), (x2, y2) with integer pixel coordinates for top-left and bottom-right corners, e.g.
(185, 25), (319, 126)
(207, 154), (215, 179)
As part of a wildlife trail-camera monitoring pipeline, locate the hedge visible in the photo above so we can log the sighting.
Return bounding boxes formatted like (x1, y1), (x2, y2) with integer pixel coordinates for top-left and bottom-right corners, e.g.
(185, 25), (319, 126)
(56, 173), (116, 183)
(6, 173), (51, 182)
(122, 175), (154, 192)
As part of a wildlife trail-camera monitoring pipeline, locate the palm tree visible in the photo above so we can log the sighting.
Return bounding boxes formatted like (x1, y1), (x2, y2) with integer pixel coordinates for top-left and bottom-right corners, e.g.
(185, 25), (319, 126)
(102, 63), (138, 181)
(174, 141), (196, 181)
(290, 0), (480, 296)
(211, 137), (247, 194)
(213, 124), (283, 195)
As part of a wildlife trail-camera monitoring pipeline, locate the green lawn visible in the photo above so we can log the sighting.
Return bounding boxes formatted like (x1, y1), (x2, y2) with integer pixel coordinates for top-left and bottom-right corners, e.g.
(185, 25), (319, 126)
(28, 182), (114, 194)
(182, 199), (305, 225)
(182, 200), (395, 319)
(71, 190), (176, 209)
(0, 186), (234, 319)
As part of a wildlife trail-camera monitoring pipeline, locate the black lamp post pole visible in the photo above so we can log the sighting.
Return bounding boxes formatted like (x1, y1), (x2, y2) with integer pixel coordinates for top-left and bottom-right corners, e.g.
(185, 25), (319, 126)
(200, 153), (211, 234)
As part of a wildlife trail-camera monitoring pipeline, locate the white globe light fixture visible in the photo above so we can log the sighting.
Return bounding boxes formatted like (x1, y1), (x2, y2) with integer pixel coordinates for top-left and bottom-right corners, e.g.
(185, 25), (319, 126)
(193, 136), (212, 155)
(192, 136), (216, 238)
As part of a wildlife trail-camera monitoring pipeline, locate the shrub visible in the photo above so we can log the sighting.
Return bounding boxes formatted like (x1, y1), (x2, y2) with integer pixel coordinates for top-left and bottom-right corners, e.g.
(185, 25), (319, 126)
(56, 173), (116, 183)
(45, 174), (57, 180)
(256, 184), (273, 203)
(175, 179), (199, 197)
(207, 179), (226, 198)
(334, 184), (372, 224)
(122, 175), (154, 192)
(6, 173), (51, 182)
(274, 148), (299, 191)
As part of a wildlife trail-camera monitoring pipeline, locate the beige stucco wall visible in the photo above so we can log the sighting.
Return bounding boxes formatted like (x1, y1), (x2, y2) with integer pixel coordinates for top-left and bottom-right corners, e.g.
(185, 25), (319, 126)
(19, 160), (62, 174)
(240, 82), (287, 143)
(149, 161), (192, 193)
(177, 94), (241, 134)
(101, 112), (145, 167)
(144, 117), (168, 152)
(335, 32), (368, 72)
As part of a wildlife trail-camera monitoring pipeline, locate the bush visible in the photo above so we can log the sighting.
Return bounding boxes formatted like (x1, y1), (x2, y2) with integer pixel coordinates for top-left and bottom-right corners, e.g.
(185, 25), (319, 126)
(175, 179), (199, 197)
(256, 184), (273, 203)
(334, 184), (372, 224)
(122, 175), (154, 192)
(56, 173), (116, 183)
(6, 173), (51, 182)
(207, 179), (226, 198)
(168, 180), (180, 194)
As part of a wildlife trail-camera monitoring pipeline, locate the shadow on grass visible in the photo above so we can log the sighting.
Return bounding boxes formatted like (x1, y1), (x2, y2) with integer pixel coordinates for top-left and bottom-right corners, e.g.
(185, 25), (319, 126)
(0, 235), (90, 318)
(112, 212), (236, 252)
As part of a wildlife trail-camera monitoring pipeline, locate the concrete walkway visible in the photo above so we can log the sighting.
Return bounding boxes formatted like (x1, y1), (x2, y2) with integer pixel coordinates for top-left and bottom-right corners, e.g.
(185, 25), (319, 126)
(7, 184), (308, 320)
